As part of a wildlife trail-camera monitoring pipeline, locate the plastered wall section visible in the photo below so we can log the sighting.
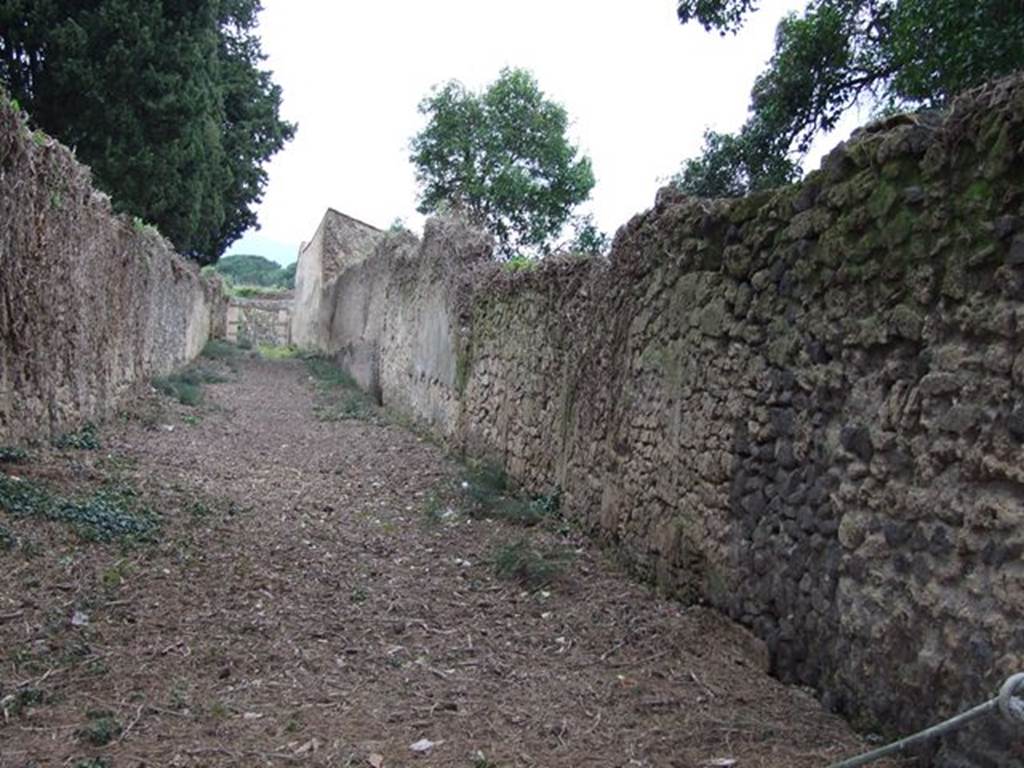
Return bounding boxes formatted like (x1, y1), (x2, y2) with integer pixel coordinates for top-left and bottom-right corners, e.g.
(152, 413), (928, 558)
(0, 99), (222, 443)
(291, 209), (384, 352)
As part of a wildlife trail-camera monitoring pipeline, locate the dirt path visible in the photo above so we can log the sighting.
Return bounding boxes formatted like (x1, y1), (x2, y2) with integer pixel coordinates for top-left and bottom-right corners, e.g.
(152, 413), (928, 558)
(0, 356), (889, 768)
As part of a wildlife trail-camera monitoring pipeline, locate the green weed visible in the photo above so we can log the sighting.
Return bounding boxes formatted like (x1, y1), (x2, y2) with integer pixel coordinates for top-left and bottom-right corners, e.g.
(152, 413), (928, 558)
(258, 344), (299, 360)
(0, 475), (157, 543)
(0, 523), (15, 550)
(153, 365), (226, 406)
(491, 538), (572, 590)
(464, 463), (508, 503)
(502, 254), (537, 273)
(97, 453), (138, 473)
(0, 686), (45, 719)
(306, 357), (357, 388)
(54, 423), (101, 450)
(76, 710), (122, 746)
(0, 474), (54, 517)
(201, 339), (244, 360)
(461, 464), (560, 527)
(101, 560), (132, 591)
(169, 686), (190, 712)
(313, 392), (375, 422)
(230, 284), (285, 299)
(0, 446), (28, 463)
(306, 357), (377, 421)
(56, 488), (157, 543)
(8, 684), (43, 707)
(488, 495), (560, 527)
(421, 492), (453, 527)
(131, 216), (160, 237)
(186, 500), (213, 520)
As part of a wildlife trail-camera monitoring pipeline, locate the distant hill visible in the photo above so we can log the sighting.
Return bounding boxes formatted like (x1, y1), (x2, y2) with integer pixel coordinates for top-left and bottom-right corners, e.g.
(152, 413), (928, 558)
(215, 254), (296, 289)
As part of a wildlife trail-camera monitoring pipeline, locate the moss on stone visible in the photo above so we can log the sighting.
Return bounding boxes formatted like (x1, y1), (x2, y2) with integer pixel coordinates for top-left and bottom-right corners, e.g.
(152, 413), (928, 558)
(882, 208), (916, 249)
(965, 178), (993, 206)
(867, 181), (900, 221)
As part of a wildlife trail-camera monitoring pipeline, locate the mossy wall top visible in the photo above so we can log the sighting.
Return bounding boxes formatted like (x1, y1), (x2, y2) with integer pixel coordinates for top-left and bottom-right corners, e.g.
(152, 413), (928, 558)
(0, 97), (223, 442)
(300, 75), (1024, 767)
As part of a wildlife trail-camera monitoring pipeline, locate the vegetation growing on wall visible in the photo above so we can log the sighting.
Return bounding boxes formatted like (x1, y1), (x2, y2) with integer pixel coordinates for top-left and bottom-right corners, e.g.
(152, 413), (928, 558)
(672, 0), (1024, 197)
(0, 0), (294, 264)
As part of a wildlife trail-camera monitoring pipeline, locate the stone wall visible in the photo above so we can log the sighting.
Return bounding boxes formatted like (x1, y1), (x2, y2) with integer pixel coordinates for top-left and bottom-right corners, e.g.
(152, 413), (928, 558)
(291, 209), (384, 352)
(226, 295), (293, 347)
(0, 97), (223, 443)
(295, 75), (1024, 766)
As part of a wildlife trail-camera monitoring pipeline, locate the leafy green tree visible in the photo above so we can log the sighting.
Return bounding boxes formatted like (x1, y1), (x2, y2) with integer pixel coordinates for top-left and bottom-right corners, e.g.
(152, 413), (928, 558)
(410, 67), (595, 258)
(673, 0), (1024, 197)
(280, 260), (296, 289)
(0, 0), (294, 264)
(566, 214), (609, 256)
(213, 254), (283, 286)
(672, 124), (800, 199)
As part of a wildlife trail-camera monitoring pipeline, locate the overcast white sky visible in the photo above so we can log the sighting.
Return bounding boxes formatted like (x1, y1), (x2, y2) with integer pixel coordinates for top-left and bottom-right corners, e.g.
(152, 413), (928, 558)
(227, 0), (864, 265)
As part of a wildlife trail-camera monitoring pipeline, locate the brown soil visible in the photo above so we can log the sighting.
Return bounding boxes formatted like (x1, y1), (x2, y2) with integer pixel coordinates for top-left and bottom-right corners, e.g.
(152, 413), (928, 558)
(0, 357), (895, 768)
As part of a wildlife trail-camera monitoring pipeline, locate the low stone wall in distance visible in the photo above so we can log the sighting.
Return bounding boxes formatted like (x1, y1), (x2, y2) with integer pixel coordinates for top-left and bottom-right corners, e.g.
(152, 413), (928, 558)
(0, 97), (222, 443)
(295, 75), (1024, 767)
(226, 294), (293, 348)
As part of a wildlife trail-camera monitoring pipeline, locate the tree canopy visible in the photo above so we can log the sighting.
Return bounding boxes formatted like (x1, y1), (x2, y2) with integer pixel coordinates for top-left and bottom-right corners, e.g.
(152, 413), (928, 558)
(213, 253), (294, 288)
(0, 0), (294, 265)
(410, 67), (597, 259)
(673, 0), (1024, 197)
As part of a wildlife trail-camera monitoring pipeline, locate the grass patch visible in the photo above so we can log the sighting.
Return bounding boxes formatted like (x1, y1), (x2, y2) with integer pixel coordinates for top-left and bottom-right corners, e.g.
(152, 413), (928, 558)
(258, 344), (299, 360)
(76, 710), (122, 746)
(0, 475), (157, 543)
(0, 522), (16, 550)
(306, 356), (358, 388)
(53, 423), (101, 451)
(201, 339), (244, 360)
(312, 392), (376, 422)
(502, 254), (538, 273)
(306, 357), (378, 421)
(461, 463), (560, 527)
(0, 446), (28, 463)
(153, 365), (227, 406)
(491, 538), (572, 590)
(230, 284), (287, 299)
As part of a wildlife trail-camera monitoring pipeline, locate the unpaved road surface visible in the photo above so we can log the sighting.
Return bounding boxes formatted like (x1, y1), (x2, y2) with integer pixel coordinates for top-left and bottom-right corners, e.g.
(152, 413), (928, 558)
(0, 357), (889, 767)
